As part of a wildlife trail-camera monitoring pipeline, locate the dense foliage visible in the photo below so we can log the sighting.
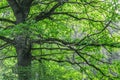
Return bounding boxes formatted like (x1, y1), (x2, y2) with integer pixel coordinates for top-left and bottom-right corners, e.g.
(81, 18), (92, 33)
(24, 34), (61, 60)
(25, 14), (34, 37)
(0, 0), (120, 80)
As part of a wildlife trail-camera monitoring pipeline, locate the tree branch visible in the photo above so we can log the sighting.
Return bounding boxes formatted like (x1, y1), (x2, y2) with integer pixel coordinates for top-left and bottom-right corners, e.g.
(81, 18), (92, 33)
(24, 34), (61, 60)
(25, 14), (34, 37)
(32, 47), (71, 51)
(0, 18), (16, 24)
(33, 57), (88, 65)
(7, 0), (33, 23)
(0, 5), (9, 10)
(0, 35), (13, 44)
(0, 43), (10, 50)
(0, 56), (16, 60)
(52, 12), (104, 22)
(68, 46), (108, 77)
(33, 37), (120, 48)
(35, 2), (62, 21)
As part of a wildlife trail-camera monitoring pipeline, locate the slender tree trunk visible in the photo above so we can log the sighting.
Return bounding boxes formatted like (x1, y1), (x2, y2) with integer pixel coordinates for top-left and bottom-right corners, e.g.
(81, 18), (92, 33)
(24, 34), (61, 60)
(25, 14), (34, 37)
(14, 35), (32, 80)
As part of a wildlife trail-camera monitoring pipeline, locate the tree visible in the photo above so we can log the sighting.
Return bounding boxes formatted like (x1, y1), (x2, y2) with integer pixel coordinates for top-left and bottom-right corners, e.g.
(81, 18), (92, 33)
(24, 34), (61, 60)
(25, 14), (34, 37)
(0, 0), (120, 80)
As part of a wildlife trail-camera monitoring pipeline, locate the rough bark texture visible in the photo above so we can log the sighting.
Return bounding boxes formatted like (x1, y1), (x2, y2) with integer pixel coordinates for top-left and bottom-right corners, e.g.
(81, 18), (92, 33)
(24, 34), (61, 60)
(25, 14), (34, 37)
(14, 35), (32, 80)
(6, 1), (33, 80)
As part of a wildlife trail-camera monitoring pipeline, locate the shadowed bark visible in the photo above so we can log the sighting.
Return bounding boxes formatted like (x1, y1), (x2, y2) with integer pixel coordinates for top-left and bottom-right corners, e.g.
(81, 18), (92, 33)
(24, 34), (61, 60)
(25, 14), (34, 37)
(14, 35), (32, 80)
(6, 0), (33, 80)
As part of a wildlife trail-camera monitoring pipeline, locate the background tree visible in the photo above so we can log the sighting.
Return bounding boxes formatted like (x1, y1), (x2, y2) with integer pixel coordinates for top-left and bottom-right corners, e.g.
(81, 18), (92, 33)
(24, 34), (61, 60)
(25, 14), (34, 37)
(0, 0), (120, 80)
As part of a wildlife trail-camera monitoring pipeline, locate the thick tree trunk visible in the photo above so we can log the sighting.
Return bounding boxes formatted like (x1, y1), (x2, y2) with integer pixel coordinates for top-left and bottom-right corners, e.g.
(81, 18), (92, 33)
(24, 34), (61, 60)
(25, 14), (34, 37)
(14, 35), (32, 80)
(7, 1), (34, 80)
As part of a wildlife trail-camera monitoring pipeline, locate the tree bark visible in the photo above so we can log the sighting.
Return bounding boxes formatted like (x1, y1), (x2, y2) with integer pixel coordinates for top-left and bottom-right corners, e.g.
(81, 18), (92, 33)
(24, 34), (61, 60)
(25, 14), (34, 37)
(14, 35), (32, 80)
(6, 1), (34, 80)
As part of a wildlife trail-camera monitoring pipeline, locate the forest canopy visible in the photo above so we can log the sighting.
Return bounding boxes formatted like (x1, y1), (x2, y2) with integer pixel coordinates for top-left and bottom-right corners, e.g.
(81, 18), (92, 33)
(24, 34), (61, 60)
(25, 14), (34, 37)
(0, 0), (120, 80)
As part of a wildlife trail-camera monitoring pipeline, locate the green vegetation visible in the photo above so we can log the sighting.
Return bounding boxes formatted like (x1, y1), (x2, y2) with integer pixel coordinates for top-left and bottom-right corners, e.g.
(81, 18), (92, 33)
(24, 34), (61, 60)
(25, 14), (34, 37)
(0, 0), (120, 80)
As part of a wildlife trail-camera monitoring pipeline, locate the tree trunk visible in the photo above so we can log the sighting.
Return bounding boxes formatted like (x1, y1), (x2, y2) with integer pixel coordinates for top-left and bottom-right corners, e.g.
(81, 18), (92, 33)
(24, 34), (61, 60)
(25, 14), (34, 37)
(6, 1), (33, 79)
(14, 35), (32, 80)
